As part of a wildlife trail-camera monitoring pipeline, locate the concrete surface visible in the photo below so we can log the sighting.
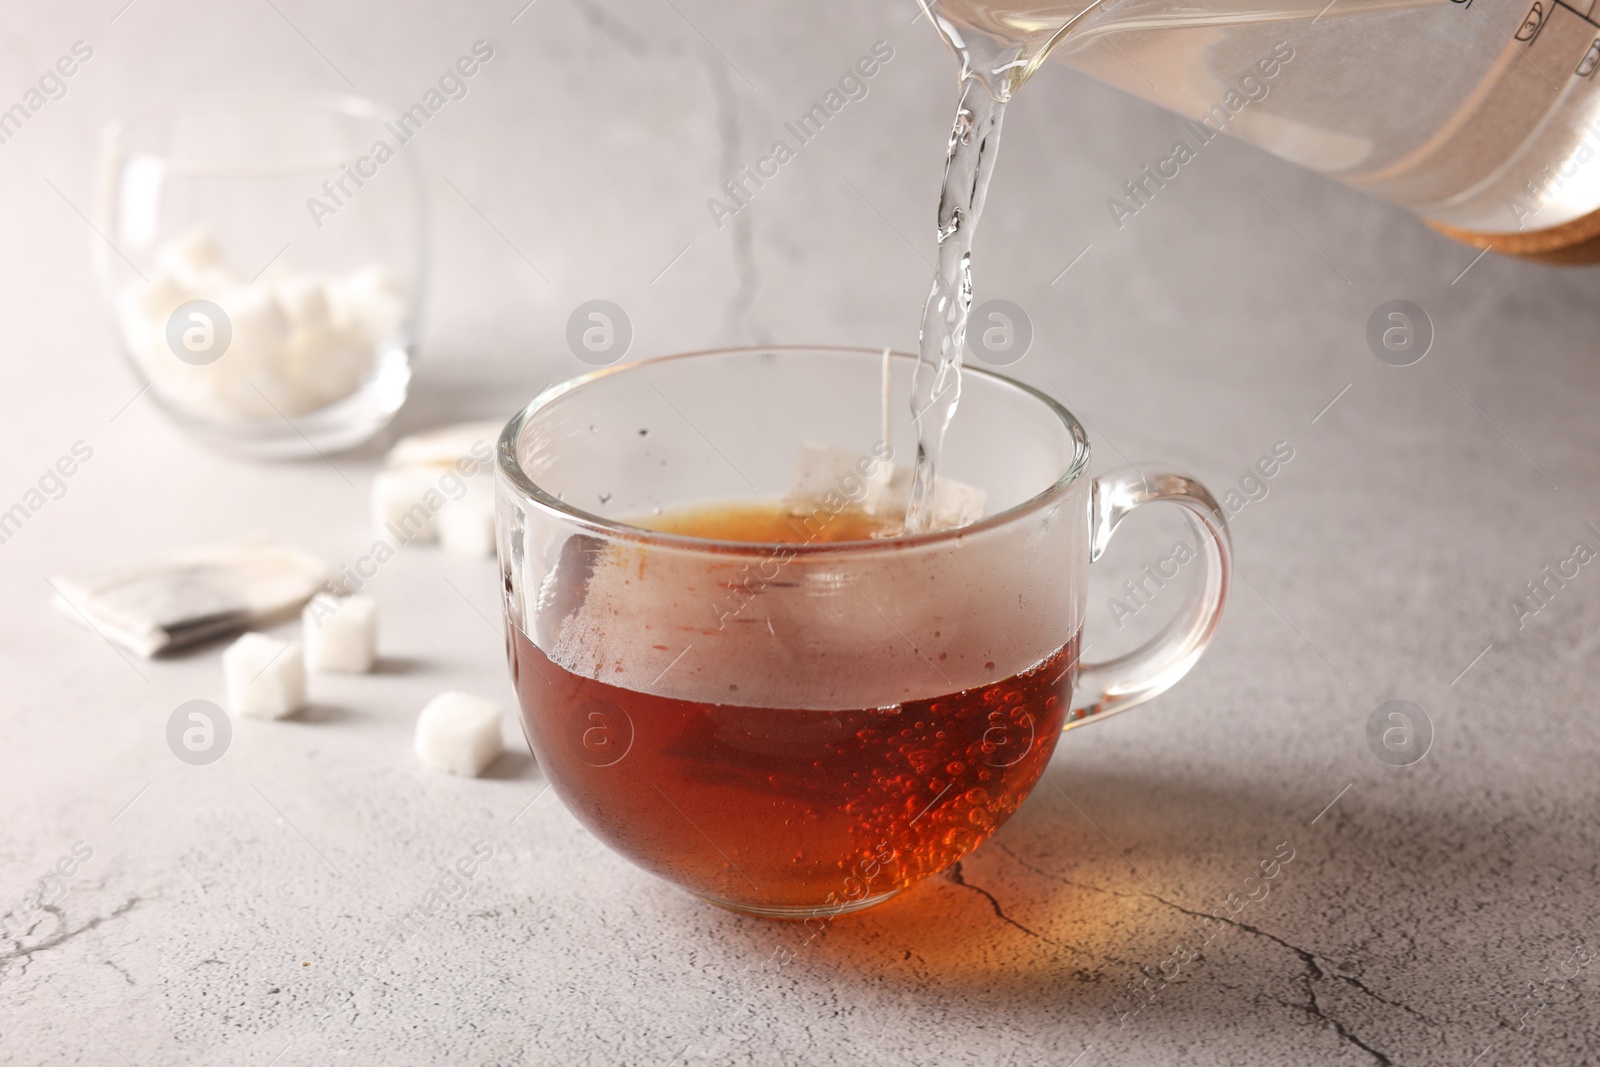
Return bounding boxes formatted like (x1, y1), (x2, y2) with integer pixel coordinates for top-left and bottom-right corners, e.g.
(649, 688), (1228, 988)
(1, 1), (1597, 1064)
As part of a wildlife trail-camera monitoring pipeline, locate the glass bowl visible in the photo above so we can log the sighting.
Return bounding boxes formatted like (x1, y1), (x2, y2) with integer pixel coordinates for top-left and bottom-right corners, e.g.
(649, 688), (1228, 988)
(94, 94), (427, 458)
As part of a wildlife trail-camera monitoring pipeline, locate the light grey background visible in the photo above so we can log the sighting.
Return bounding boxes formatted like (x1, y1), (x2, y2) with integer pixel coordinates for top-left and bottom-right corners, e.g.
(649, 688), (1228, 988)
(2, 1), (1597, 1065)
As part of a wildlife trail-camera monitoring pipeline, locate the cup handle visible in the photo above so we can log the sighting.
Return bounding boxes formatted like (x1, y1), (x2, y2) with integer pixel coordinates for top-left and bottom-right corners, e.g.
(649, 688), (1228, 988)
(1067, 467), (1232, 729)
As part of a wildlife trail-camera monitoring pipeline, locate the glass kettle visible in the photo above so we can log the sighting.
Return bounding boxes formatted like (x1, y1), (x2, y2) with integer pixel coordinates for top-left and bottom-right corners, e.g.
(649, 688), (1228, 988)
(928, 0), (1600, 263)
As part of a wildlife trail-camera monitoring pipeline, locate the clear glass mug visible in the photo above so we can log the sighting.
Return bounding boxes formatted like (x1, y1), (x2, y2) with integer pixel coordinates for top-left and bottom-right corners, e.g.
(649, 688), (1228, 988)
(496, 347), (1231, 918)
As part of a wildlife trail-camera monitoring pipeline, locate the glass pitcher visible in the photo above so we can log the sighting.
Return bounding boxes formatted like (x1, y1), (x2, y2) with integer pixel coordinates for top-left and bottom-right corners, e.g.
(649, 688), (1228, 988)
(928, 0), (1600, 263)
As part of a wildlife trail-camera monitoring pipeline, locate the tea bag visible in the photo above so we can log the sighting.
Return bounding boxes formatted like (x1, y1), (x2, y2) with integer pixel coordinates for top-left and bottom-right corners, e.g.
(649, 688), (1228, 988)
(787, 442), (985, 529)
(51, 539), (330, 658)
(532, 533), (603, 650)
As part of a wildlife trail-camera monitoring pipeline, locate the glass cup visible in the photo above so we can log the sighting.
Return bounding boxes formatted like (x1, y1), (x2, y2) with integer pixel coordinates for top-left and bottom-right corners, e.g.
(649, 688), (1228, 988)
(94, 94), (426, 458)
(496, 347), (1231, 919)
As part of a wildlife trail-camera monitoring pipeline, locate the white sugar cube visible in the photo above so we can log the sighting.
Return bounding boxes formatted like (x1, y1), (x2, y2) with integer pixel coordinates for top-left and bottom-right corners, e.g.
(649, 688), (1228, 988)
(184, 267), (247, 299)
(123, 271), (187, 329)
(218, 284), (292, 360)
(120, 234), (405, 422)
(274, 274), (331, 329)
(302, 594), (377, 673)
(223, 632), (306, 719)
(287, 326), (372, 409)
(348, 263), (401, 296)
(372, 469), (440, 545)
(414, 691), (504, 776)
(331, 266), (406, 345)
(154, 229), (234, 291)
(385, 421), (502, 471)
(437, 489), (496, 557)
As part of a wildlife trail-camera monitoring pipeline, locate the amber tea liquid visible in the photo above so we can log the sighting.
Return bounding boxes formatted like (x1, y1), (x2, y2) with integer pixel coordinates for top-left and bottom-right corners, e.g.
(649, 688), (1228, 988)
(510, 501), (1078, 915)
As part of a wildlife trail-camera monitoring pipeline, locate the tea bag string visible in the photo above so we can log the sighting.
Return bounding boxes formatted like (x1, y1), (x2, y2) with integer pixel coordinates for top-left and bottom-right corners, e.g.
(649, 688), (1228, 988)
(881, 346), (892, 456)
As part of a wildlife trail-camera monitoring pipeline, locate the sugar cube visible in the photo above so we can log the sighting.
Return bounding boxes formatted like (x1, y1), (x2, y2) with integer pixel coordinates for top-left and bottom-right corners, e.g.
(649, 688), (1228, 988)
(154, 229), (232, 291)
(373, 422), (502, 552)
(223, 632), (306, 719)
(287, 326), (371, 409)
(302, 594), (378, 673)
(385, 421), (503, 471)
(123, 271), (187, 330)
(343, 265), (405, 340)
(119, 232), (407, 423)
(414, 691), (504, 776)
(372, 469), (440, 545)
(273, 274), (331, 329)
(437, 488), (496, 557)
(219, 283), (292, 359)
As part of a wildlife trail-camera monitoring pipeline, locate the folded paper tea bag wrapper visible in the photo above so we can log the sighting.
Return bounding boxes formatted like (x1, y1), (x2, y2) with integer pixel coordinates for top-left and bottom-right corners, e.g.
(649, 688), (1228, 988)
(52, 540), (330, 657)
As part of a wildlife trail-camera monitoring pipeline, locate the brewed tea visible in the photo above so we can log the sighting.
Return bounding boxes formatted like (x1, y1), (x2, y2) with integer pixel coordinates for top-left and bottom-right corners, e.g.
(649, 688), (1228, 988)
(510, 500), (1079, 914)
(637, 500), (903, 543)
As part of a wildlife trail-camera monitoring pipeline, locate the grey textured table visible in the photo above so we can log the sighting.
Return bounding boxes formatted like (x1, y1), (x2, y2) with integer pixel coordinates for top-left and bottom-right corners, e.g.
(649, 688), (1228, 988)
(3, 2), (1598, 1065)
